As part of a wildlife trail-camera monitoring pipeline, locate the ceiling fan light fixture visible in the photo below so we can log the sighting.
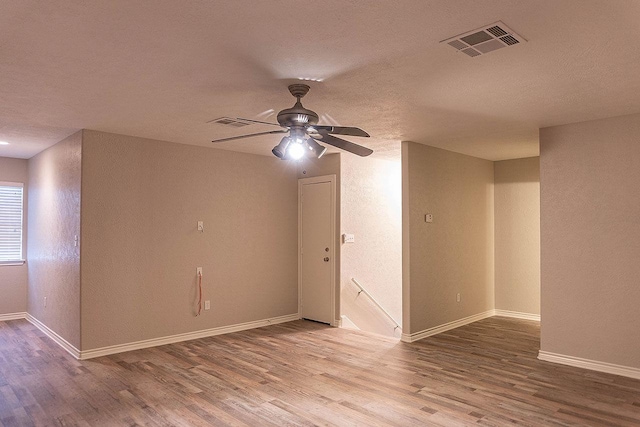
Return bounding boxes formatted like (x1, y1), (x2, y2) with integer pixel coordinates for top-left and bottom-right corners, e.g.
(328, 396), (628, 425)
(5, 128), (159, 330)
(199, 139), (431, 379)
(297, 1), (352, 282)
(287, 140), (306, 160)
(272, 136), (290, 159)
(306, 138), (327, 159)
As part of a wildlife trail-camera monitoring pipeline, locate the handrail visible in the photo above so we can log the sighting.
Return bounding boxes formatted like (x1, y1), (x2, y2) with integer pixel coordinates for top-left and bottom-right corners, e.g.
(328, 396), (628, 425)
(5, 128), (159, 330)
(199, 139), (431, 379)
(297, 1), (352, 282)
(351, 278), (401, 331)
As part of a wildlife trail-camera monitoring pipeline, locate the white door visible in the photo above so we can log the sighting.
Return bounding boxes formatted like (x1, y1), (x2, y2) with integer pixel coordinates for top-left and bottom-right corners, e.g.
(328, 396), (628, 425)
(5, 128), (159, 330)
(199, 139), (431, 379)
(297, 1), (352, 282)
(299, 175), (335, 325)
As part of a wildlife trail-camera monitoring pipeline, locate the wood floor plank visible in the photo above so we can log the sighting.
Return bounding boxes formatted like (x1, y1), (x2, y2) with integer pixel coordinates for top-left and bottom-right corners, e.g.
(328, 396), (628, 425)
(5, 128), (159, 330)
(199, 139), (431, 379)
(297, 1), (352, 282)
(1, 317), (640, 426)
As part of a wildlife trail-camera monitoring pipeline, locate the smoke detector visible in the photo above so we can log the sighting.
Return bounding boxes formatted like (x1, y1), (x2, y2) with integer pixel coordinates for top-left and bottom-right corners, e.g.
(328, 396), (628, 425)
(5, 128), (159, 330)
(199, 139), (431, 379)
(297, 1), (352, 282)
(442, 21), (526, 58)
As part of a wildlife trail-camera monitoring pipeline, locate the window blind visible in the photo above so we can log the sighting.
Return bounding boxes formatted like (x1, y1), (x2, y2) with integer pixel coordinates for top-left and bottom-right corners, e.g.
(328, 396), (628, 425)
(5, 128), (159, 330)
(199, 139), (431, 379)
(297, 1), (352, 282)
(0, 182), (24, 263)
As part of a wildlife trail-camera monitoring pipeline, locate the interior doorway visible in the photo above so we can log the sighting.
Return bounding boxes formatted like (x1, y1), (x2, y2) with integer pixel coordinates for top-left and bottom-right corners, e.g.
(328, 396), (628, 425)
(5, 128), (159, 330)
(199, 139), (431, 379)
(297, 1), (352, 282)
(298, 175), (336, 325)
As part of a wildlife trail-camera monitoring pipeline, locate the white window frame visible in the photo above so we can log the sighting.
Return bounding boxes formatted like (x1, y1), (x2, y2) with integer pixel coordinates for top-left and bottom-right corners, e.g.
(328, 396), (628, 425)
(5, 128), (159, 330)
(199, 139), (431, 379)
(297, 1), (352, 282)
(0, 181), (25, 266)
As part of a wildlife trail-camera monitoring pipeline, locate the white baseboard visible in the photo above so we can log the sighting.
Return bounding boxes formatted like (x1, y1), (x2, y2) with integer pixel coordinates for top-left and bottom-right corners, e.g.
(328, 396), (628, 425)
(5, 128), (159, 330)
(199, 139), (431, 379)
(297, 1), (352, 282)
(538, 350), (640, 380)
(340, 315), (360, 330)
(401, 309), (541, 343)
(26, 314), (81, 359)
(80, 313), (300, 360)
(0, 312), (27, 322)
(494, 309), (540, 321)
(401, 310), (494, 343)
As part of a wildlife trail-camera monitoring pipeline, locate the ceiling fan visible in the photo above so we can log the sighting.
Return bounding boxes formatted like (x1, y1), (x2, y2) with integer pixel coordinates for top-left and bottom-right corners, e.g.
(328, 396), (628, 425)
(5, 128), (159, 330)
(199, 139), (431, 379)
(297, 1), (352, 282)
(211, 84), (373, 160)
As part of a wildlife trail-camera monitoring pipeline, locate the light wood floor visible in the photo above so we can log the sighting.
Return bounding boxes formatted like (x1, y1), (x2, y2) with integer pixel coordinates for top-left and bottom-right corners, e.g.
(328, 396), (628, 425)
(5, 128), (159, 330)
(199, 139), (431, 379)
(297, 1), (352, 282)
(1, 317), (640, 426)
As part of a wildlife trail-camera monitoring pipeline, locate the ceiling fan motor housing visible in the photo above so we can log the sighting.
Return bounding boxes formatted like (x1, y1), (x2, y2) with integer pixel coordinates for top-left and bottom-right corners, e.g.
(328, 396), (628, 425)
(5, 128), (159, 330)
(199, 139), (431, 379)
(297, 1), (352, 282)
(277, 84), (319, 128)
(277, 101), (319, 128)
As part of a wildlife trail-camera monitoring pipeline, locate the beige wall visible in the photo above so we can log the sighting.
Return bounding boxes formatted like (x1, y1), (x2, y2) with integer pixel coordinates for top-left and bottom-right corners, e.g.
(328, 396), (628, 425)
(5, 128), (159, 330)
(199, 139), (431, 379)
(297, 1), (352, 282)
(540, 114), (640, 368)
(27, 131), (82, 348)
(0, 157), (28, 315)
(494, 157), (540, 315)
(297, 153), (342, 323)
(403, 142), (494, 334)
(401, 144), (412, 333)
(340, 151), (402, 336)
(80, 130), (298, 350)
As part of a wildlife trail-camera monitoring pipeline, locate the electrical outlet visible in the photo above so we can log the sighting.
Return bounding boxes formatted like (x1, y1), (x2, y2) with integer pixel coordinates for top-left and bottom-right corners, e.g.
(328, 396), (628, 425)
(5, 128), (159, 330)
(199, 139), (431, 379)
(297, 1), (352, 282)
(196, 267), (202, 276)
(425, 213), (433, 223)
(456, 293), (461, 303)
(205, 300), (211, 310)
(197, 221), (204, 232)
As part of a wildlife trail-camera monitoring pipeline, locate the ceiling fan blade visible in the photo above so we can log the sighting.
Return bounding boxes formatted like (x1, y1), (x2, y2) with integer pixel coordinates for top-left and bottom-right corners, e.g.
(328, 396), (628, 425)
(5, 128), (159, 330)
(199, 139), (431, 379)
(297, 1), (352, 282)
(236, 117), (283, 127)
(310, 126), (370, 137)
(212, 130), (286, 143)
(314, 133), (373, 157)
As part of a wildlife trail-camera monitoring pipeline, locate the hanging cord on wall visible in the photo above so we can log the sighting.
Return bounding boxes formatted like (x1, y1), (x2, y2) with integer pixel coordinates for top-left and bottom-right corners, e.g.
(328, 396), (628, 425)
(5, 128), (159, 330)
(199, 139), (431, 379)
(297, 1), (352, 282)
(196, 270), (203, 316)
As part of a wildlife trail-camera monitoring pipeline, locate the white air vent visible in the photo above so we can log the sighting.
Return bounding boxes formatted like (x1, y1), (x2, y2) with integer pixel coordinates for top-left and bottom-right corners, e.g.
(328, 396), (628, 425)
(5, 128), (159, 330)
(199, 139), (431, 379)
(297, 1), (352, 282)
(207, 117), (251, 127)
(441, 21), (526, 58)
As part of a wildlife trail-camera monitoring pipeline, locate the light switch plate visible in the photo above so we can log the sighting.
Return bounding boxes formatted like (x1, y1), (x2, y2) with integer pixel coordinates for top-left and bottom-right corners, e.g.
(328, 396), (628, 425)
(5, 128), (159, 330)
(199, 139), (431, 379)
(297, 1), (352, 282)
(342, 233), (355, 243)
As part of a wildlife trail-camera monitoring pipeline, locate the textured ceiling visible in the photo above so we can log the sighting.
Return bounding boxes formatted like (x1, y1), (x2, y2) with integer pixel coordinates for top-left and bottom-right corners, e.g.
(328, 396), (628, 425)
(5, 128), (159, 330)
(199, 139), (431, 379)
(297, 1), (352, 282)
(1, 0), (640, 160)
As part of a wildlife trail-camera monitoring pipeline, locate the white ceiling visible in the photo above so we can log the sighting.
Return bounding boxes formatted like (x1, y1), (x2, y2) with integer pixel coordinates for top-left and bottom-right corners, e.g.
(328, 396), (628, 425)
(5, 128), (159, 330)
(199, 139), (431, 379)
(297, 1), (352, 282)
(1, 0), (639, 161)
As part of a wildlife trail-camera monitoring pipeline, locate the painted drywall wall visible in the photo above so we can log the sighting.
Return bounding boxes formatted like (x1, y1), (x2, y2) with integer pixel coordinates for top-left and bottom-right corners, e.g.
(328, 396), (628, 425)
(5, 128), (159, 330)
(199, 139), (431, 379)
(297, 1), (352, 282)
(297, 153), (342, 324)
(80, 130), (298, 350)
(401, 144), (411, 333)
(0, 157), (28, 315)
(494, 157), (540, 315)
(340, 151), (402, 337)
(27, 131), (82, 348)
(540, 114), (640, 368)
(403, 142), (494, 335)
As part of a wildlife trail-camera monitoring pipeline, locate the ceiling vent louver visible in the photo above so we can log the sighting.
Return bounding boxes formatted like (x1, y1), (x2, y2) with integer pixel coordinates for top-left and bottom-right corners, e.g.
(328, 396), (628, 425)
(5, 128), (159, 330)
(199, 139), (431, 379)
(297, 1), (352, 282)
(441, 21), (526, 58)
(462, 48), (481, 57)
(208, 117), (252, 127)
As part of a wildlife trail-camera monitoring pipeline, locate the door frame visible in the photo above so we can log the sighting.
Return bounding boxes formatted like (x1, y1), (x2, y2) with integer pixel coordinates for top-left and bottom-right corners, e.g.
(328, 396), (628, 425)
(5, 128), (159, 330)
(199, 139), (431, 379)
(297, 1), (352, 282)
(298, 174), (336, 326)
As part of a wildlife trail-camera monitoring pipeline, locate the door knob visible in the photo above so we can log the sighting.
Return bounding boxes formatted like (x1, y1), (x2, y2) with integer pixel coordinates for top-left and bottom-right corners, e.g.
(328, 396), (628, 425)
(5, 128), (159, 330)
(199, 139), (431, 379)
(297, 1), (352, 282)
(323, 257), (330, 262)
